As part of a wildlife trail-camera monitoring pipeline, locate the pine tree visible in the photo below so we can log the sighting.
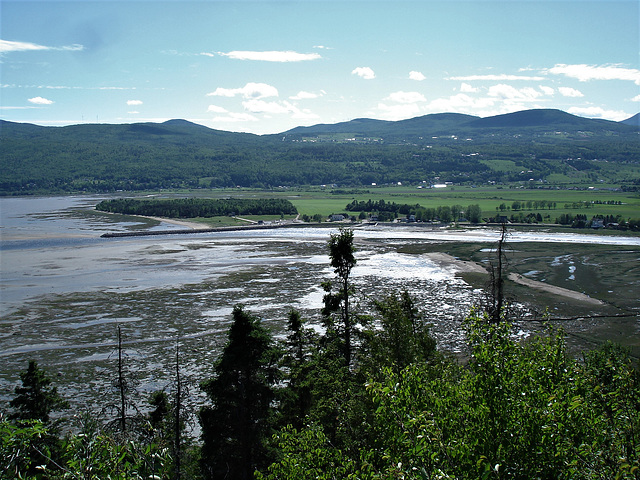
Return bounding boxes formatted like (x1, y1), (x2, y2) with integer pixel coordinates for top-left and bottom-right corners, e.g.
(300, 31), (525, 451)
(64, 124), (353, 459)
(322, 227), (358, 367)
(199, 305), (279, 480)
(9, 360), (68, 423)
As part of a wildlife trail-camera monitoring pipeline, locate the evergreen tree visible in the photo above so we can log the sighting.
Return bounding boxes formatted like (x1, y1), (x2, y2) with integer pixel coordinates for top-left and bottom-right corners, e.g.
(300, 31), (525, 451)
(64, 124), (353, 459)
(277, 309), (316, 430)
(199, 305), (279, 480)
(321, 228), (358, 367)
(9, 360), (68, 424)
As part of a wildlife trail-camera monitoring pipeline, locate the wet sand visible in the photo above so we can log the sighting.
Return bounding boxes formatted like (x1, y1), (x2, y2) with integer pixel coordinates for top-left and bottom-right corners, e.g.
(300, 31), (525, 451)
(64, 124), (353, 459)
(508, 272), (605, 305)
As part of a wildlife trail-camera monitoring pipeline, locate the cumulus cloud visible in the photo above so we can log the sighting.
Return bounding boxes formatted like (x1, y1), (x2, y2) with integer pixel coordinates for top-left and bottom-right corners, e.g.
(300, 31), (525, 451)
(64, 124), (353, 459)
(241, 99), (318, 120)
(558, 87), (584, 98)
(449, 74), (545, 81)
(218, 50), (321, 62)
(568, 106), (631, 122)
(460, 82), (478, 93)
(126, 100), (143, 105)
(409, 71), (426, 81)
(632, 94), (640, 102)
(210, 112), (259, 123)
(426, 93), (495, 113)
(243, 99), (292, 114)
(28, 96), (53, 105)
(377, 102), (421, 121)
(548, 64), (640, 85)
(385, 91), (427, 104)
(289, 91), (320, 100)
(207, 82), (278, 99)
(487, 84), (544, 101)
(539, 85), (555, 96)
(207, 105), (228, 113)
(352, 67), (375, 80)
(0, 39), (84, 53)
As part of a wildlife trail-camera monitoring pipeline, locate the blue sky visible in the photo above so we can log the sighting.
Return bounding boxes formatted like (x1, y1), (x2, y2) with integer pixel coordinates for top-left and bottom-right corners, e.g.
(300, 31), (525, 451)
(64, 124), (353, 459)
(1, 0), (639, 134)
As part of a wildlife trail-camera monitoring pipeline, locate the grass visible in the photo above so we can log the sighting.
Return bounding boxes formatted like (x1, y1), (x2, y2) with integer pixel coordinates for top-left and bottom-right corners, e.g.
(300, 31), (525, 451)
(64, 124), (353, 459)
(133, 185), (640, 224)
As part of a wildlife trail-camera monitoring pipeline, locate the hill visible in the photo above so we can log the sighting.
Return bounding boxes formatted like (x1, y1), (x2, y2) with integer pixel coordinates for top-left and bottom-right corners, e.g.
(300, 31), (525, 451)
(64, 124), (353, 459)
(621, 113), (640, 127)
(1, 109), (639, 194)
(281, 109), (637, 142)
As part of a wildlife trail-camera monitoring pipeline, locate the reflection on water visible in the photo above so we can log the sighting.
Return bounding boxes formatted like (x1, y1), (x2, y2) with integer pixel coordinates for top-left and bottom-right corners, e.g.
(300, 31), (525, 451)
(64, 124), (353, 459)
(0, 196), (638, 415)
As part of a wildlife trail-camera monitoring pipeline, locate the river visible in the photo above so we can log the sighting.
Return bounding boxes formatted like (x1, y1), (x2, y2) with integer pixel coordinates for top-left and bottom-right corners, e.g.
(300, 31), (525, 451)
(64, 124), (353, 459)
(1, 195), (639, 415)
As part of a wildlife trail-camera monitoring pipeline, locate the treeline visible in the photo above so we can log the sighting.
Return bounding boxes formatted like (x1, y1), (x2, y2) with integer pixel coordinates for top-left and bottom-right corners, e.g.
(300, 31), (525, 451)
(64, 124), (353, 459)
(345, 199), (482, 223)
(3, 119), (640, 195)
(3, 229), (639, 479)
(95, 197), (298, 218)
(556, 213), (640, 230)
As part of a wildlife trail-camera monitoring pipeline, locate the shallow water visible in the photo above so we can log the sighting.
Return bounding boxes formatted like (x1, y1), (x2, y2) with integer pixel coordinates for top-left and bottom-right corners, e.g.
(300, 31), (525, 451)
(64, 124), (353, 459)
(1, 196), (638, 416)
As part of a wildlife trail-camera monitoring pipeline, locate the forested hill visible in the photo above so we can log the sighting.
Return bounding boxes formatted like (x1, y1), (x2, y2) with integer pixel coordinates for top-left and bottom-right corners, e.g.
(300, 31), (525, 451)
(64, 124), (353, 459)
(1, 109), (639, 194)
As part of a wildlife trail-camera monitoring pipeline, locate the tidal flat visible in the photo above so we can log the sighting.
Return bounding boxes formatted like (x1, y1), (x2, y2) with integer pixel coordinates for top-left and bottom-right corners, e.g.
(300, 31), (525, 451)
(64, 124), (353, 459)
(1, 196), (639, 418)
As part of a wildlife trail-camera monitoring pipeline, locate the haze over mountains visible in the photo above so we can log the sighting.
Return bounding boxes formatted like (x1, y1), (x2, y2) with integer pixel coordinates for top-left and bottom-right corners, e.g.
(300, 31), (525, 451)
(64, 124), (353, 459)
(1, 109), (638, 194)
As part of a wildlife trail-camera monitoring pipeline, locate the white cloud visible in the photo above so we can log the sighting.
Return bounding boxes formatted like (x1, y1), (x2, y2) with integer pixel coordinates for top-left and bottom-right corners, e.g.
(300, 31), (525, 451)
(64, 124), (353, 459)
(0, 39), (84, 53)
(218, 50), (321, 62)
(210, 112), (259, 123)
(449, 74), (545, 81)
(128, 111), (140, 114)
(28, 96), (53, 105)
(199, 52), (215, 57)
(568, 106), (631, 122)
(207, 105), (228, 113)
(548, 63), (640, 85)
(289, 91), (320, 100)
(460, 82), (478, 93)
(352, 67), (375, 80)
(207, 82), (278, 99)
(243, 99), (292, 114)
(487, 84), (544, 101)
(426, 93), (495, 113)
(632, 94), (640, 102)
(240, 99), (318, 120)
(409, 71), (426, 81)
(377, 102), (421, 121)
(385, 91), (427, 104)
(539, 85), (555, 96)
(558, 87), (584, 98)
(126, 100), (143, 105)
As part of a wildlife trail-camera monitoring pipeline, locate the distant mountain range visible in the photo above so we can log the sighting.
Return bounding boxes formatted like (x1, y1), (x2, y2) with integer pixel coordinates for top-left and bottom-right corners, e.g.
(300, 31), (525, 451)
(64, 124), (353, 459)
(1, 109), (638, 194)
(280, 109), (638, 141)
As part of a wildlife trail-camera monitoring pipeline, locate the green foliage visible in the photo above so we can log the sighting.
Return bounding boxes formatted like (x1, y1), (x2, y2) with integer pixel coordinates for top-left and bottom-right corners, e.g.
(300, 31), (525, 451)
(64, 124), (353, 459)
(96, 197), (297, 218)
(265, 311), (640, 479)
(322, 228), (358, 367)
(362, 290), (437, 377)
(9, 361), (69, 424)
(0, 417), (51, 480)
(3, 112), (638, 195)
(199, 305), (279, 480)
(0, 415), (172, 480)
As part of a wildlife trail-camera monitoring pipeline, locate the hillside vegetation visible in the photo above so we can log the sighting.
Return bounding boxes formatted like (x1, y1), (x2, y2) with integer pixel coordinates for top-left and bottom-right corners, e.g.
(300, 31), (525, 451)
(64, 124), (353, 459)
(1, 109), (638, 194)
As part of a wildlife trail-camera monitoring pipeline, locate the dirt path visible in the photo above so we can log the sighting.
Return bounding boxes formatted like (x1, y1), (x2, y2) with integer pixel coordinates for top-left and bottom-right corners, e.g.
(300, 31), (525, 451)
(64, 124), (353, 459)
(508, 273), (604, 305)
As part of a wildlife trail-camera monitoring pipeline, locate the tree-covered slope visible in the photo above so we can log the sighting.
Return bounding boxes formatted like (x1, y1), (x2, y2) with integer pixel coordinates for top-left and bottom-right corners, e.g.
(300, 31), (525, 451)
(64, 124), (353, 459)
(1, 109), (638, 194)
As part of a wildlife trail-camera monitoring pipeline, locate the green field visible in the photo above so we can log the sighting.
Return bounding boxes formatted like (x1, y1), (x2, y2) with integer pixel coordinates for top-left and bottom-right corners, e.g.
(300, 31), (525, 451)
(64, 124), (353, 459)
(180, 185), (640, 223)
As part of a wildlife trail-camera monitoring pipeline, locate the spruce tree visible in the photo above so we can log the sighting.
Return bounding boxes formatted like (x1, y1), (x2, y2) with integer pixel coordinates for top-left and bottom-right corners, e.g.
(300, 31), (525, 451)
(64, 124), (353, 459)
(9, 360), (68, 424)
(199, 305), (278, 480)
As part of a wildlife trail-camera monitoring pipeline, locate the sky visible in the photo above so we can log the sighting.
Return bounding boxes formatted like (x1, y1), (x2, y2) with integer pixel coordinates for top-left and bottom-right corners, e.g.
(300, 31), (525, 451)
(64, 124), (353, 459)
(1, 0), (639, 135)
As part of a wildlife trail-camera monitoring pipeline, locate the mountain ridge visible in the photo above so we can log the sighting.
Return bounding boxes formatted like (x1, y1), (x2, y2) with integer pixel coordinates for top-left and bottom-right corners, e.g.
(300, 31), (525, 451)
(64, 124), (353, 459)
(2, 108), (638, 138)
(1, 108), (638, 194)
